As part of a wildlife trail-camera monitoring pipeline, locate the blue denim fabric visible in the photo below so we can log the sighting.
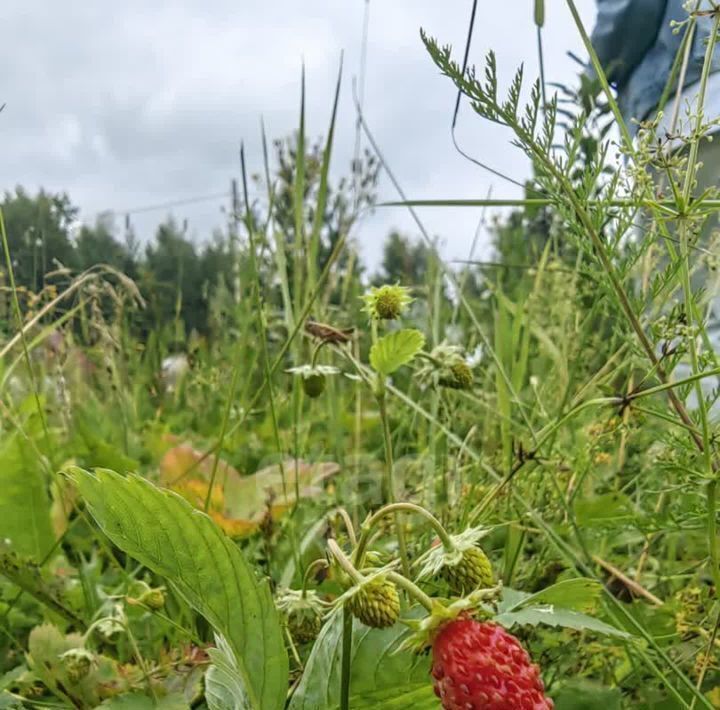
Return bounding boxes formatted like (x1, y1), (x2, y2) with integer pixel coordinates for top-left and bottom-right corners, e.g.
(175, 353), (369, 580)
(591, 0), (720, 128)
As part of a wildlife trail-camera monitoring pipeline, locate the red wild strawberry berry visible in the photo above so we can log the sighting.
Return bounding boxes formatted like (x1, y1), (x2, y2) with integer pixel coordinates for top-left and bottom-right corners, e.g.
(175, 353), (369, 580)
(431, 618), (553, 710)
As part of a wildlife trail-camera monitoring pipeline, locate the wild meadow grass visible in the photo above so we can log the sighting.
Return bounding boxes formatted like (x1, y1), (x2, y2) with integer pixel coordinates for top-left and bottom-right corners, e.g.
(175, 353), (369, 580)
(2, 2), (720, 708)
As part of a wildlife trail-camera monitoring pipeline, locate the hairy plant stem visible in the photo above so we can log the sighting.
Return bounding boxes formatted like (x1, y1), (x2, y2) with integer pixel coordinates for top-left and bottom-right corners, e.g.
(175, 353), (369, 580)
(327, 538), (364, 585)
(386, 571), (434, 612)
(334, 507), (358, 546)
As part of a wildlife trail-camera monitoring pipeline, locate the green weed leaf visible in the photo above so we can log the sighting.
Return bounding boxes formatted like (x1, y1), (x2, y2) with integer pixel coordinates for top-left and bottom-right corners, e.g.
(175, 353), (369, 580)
(500, 579), (604, 614)
(70, 468), (288, 710)
(288, 608), (436, 709)
(495, 605), (630, 638)
(370, 329), (425, 376)
(0, 433), (54, 560)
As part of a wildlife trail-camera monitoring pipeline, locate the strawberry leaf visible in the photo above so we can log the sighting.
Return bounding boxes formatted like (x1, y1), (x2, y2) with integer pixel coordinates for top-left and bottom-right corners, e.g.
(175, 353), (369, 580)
(288, 608), (436, 709)
(370, 329), (425, 375)
(494, 605), (631, 638)
(70, 468), (287, 710)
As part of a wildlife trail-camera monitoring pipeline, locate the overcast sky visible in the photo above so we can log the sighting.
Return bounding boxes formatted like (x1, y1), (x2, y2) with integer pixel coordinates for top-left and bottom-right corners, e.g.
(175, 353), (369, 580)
(0, 1), (596, 269)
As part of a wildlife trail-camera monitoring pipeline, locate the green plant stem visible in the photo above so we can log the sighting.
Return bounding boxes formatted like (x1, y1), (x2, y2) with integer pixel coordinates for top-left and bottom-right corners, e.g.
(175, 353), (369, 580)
(203, 364), (241, 512)
(376, 389), (410, 577)
(386, 571), (434, 612)
(353, 502), (454, 567)
(334, 507), (358, 546)
(327, 538), (364, 585)
(708, 481), (720, 593)
(340, 606), (352, 710)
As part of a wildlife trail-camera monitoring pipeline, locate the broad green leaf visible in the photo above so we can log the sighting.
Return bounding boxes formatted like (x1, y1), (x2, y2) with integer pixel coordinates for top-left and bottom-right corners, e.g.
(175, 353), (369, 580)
(494, 604), (630, 638)
(370, 329), (425, 376)
(288, 608), (438, 710)
(0, 433), (55, 560)
(70, 468), (288, 710)
(500, 579), (603, 614)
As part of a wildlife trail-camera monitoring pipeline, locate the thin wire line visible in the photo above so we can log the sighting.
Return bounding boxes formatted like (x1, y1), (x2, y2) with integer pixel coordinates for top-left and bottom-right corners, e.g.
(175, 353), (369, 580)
(353, 0), (371, 212)
(449, 0), (547, 196)
(94, 191), (230, 219)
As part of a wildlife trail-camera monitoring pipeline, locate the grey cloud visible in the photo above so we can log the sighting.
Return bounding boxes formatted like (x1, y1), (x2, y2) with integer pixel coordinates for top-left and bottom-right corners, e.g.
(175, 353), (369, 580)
(0, 0), (597, 266)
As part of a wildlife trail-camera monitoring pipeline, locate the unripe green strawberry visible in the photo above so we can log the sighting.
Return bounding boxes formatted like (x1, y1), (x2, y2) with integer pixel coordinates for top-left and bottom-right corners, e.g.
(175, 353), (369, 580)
(375, 288), (405, 320)
(362, 284), (413, 320)
(442, 547), (493, 595)
(287, 605), (323, 645)
(347, 577), (400, 628)
(440, 361), (473, 390)
(303, 373), (325, 398)
(140, 587), (166, 610)
(277, 589), (326, 645)
(60, 648), (94, 684)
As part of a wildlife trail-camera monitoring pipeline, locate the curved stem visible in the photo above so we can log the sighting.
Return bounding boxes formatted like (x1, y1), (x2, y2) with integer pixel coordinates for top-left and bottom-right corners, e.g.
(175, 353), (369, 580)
(353, 502), (454, 567)
(311, 340), (328, 367)
(334, 507), (358, 547)
(301, 559), (329, 598)
(327, 539), (364, 585)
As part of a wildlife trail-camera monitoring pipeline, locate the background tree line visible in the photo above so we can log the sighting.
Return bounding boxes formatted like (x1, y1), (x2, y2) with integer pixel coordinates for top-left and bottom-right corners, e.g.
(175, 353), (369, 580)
(0, 135), (557, 345)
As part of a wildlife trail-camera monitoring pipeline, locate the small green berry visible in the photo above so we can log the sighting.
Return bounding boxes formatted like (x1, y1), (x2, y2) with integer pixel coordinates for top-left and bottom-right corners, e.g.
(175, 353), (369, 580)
(303, 373), (326, 398)
(362, 284), (413, 321)
(287, 606), (323, 644)
(277, 589), (326, 644)
(441, 547), (494, 596)
(440, 361), (474, 390)
(60, 648), (94, 684)
(347, 577), (400, 629)
(140, 587), (166, 610)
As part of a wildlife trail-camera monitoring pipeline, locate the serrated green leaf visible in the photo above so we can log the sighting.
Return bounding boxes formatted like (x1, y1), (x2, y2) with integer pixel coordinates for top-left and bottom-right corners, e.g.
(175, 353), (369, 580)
(500, 579), (603, 614)
(205, 635), (249, 710)
(369, 329), (425, 375)
(494, 604), (631, 638)
(288, 608), (436, 710)
(70, 468), (287, 710)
